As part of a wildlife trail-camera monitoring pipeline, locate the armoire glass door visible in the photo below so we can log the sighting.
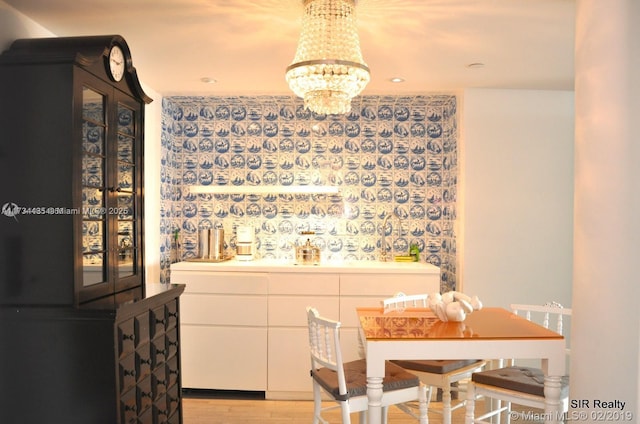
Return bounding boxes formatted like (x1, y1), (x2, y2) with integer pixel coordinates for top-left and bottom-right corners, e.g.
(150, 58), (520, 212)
(81, 86), (108, 288)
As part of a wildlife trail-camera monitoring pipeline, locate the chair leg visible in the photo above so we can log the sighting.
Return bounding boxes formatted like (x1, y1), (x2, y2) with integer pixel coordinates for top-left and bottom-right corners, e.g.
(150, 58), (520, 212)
(464, 381), (476, 424)
(419, 383), (429, 424)
(341, 401), (352, 424)
(359, 410), (366, 424)
(442, 385), (452, 424)
(504, 401), (512, 424)
(382, 406), (388, 424)
(312, 382), (322, 424)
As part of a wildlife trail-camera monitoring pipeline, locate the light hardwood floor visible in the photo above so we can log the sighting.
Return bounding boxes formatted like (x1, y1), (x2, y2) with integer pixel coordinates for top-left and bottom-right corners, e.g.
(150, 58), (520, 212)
(182, 396), (474, 424)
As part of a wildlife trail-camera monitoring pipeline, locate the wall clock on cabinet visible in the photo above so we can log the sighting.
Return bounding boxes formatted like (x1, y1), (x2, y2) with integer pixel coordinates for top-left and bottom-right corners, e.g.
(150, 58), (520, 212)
(107, 44), (125, 81)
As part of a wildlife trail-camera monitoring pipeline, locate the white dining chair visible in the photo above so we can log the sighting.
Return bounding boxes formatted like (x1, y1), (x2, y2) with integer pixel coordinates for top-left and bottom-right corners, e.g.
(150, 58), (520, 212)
(381, 293), (486, 424)
(382, 292), (430, 313)
(306, 307), (428, 424)
(465, 302), (572, 424)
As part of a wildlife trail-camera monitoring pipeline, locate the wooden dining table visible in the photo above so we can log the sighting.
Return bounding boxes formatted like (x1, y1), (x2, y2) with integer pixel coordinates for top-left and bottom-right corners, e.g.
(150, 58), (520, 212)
(357, 306), (566, 424)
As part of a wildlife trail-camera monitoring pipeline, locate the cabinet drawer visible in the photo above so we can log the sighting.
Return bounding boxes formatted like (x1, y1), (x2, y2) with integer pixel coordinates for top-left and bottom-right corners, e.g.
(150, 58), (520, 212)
(166, 355), (179, 388)
(136, 344), (152, 383)
(340, 273), (439, 295)
(180, 293), (267, 325)
(269, 295), (339, 327)
(268, 273), (339, 295)
(138, 407), (153, 424)
(166, 383), (180, 418)
(165, 327), (178, 359)
(152, 365), (168, 399)
(267, 327), (311, 392)
(137, 376), (153, 416)
(168, 406), (181, 424)
(151, 335), (168, 367)
(153, 395), (170, 424)
(165, 299), (179, 330)
(119, 353), (137, 393)
(118, 318), (136, 358)
(134, 311), (150, 347)
(120, 387), (138, 424)
(174, 271), (268, 294)
(150, 305), (168, 339)
(181, 325), (267, 390)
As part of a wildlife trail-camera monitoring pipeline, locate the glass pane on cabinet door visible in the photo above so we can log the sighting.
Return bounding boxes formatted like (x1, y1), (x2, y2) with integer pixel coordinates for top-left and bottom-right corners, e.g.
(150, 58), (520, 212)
(118, 163), (134, 192)
(82, 252), (105, 286)
(117, 133), (133, 162)
(116, 193), (135, 278)
(82, 123), (104, 155)
(81, 87), (107, 287)
(83, 221), (105, 286)
(82, 156), (104, 186)
(116, 103), (137, 279)
(117, 220), (135, 278)
(82, 88), (104, 123)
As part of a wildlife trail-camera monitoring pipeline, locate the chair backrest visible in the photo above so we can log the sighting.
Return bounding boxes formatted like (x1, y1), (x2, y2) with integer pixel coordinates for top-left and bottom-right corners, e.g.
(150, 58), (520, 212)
(511, 302), (572, 334)
(511, 302), (572, 356)
(382, 292), (429, 313)
(306, 307), (349, 395)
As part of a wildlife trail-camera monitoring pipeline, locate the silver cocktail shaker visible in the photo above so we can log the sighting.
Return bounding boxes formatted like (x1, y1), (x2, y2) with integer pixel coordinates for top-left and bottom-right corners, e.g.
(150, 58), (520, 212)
(210, 228), (224, 259)
(199, 228), (225, 260)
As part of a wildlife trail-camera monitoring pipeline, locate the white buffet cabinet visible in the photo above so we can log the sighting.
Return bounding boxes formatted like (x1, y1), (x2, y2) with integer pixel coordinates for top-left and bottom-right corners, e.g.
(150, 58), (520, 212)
(170, 259), (440, 399)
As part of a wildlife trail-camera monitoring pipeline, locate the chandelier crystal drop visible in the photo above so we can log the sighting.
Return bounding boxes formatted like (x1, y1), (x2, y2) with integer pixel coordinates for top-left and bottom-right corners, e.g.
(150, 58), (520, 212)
(286, 0), (370, 115)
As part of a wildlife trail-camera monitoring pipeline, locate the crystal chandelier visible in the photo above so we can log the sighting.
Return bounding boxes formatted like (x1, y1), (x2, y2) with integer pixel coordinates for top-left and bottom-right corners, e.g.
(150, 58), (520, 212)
(286, 0), (370, 115)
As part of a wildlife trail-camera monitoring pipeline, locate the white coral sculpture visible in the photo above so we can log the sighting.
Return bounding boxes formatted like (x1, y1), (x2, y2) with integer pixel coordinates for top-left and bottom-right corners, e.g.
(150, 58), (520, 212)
(429, 291), (483, 322)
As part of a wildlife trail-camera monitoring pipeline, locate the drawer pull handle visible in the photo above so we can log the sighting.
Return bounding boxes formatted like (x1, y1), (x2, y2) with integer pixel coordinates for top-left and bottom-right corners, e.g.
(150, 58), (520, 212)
(122, 334), (135, 341)
(123, 369), (136, 377)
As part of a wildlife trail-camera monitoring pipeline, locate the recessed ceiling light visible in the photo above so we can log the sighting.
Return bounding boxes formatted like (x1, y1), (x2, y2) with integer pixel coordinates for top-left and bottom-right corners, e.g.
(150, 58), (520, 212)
(200, 77), (217, 84)
(466, 63), (485, 69)
(389, 77), (405, 83)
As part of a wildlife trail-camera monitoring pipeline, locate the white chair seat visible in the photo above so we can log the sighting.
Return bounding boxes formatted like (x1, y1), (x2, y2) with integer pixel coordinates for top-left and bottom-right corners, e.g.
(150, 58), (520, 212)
(471, 366), (569, 398)
(312, 359), (421, 400)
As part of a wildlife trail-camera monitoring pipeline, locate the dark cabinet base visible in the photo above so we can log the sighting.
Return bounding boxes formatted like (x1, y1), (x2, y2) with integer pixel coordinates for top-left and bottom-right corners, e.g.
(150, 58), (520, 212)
(0, 284), (184, 424)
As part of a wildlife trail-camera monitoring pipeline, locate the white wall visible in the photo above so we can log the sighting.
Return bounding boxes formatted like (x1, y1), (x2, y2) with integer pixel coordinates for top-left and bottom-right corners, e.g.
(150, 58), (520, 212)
(0, 1), (53, 46)
(459, 88), (574, 309)
(571, 0), (639, 416)
(142, 84), (162, 284)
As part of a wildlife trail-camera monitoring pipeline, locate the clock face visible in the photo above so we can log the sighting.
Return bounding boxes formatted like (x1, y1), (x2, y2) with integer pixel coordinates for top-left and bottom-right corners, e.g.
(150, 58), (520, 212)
(108, 45), (125, 82)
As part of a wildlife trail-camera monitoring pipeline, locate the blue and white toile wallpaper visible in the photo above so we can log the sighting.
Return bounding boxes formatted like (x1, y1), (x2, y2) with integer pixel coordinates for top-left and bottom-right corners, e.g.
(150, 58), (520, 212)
(160, 95), (458, 291)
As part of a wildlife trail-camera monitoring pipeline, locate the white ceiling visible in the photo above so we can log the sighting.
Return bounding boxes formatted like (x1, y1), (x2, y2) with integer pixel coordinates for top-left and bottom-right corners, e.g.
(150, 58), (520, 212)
(4, 0), (576, 96)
